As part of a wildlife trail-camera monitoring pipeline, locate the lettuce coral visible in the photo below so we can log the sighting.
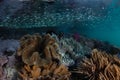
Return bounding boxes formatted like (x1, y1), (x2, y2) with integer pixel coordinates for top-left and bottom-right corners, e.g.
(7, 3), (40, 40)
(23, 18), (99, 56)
(17, 33), (71, 80)
(73, 49), (120, 80)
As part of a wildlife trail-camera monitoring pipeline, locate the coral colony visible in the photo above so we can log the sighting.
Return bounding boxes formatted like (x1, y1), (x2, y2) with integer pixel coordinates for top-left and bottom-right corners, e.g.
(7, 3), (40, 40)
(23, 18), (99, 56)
(0, 33), (120, 80)
(1, 0), (120, 80)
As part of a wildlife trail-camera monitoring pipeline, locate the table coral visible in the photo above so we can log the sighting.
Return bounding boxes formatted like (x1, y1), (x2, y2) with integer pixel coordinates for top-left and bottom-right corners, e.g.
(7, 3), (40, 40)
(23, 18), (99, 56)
(72, 49), (120, 80)
(17, 33), (71, 80)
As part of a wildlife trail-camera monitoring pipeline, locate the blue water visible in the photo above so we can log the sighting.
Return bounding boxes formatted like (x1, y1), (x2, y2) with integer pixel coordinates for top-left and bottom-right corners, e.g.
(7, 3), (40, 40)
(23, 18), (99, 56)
(80, 0), (120, 47)
(0, 0), (120, 48)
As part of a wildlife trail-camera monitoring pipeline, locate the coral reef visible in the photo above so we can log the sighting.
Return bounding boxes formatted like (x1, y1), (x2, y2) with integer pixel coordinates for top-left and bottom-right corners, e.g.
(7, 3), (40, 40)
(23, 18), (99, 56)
(0, 27), (120, 55)
(0, 39), (19, 80)
(52, 33), (91, 66)
(0, 55), (17, 80)
(73, 49), (120, 80)
(0, 56), (8, 80)
(1, 33), (120, 80)
(17, 34), (71, 80)
(19, 63), (70, 80)
(5, 55), (17, 80)
(0, 39), (19, 56)
(17, 33), (60, 66)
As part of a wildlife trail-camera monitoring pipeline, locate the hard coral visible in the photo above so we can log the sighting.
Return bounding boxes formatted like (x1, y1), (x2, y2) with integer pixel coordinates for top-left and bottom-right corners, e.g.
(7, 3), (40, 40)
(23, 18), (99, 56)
(17, 34), (70, 80)
(73, 49), (120, 80)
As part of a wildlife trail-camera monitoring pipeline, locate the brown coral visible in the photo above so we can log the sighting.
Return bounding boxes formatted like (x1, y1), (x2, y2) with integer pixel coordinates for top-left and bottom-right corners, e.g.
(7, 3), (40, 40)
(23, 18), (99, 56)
(17, 34), (60, 66)
(73, 49), (120, 80)
(17, 34), (42, 65)
(17, 34), (71, 80)
(19, 63), (70, 80)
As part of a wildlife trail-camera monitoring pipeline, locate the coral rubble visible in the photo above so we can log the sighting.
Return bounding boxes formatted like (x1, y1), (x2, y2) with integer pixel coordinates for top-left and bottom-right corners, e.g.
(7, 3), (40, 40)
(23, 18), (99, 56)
(73, 49), (120, 80)
(17, 34), (71, 80)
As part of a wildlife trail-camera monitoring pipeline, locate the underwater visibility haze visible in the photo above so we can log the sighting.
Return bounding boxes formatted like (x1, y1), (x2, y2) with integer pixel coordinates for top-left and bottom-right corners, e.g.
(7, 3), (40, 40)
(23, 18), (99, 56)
(0, 0), (120, 47)
(1, 0), (120, 80)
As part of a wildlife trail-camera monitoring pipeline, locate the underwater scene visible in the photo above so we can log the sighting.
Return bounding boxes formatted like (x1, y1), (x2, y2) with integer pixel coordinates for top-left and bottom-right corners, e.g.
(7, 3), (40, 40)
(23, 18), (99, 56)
(0, 0), (120, 80)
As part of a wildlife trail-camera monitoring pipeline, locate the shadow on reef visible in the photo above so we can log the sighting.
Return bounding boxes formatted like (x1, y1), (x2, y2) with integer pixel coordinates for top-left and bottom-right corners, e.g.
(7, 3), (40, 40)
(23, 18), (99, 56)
(0, 27), (59, 39)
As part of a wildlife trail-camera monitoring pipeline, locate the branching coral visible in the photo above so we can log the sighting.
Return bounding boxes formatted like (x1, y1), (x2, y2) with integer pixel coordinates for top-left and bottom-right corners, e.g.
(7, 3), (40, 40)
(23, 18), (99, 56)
(19, 63), (70, 80)
(17, 34), (71, 80)
(73, 49), (120, 80)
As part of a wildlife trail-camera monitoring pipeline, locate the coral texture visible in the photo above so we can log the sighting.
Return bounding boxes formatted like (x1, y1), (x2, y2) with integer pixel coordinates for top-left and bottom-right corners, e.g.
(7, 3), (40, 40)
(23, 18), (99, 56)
(17, 33), (60, 66)
(73, 49), (120, 80)
(0, 39), (19, 56)
(0, 39), (19, 80)
(5, 55), (17, 80)
(52, 33), (91, 66)
(19, 63), (70, 80)
(17, 34), (71, 80)
(0, 54), (17, 80)
(0, 56), (8, 80)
